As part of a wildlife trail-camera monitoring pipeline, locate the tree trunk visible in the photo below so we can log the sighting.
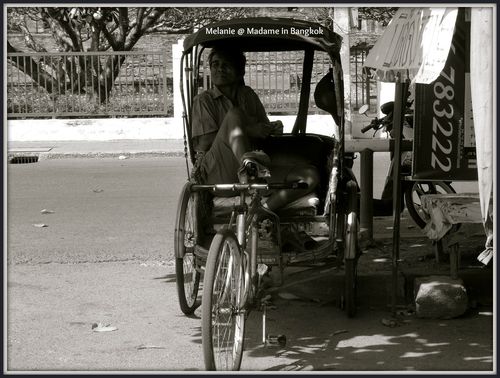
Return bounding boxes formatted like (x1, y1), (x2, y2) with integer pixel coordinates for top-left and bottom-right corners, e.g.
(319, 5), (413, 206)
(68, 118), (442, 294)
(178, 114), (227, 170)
(7, 41), (61, 94)
(96, 55), (126, 104)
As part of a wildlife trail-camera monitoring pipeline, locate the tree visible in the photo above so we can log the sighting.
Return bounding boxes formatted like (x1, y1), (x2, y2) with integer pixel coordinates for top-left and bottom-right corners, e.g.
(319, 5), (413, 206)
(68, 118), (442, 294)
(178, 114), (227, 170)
(7, 7), (252, 103)
(357, 7), (398, 26)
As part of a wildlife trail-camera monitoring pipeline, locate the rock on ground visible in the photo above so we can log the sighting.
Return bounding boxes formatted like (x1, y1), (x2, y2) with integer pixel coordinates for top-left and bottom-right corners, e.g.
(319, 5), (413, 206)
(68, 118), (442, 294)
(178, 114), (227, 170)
(414, 275), (468, 319)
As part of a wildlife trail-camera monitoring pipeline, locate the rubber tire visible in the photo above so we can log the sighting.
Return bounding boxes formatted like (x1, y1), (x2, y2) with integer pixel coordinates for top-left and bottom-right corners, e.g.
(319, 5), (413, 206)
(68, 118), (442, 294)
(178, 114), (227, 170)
(341, 180), (359, 318)
(202, 230), (245, 371)
(344, 210), (359, 318)
(404, 181), (455, 229)
(175, 182), (201, 315)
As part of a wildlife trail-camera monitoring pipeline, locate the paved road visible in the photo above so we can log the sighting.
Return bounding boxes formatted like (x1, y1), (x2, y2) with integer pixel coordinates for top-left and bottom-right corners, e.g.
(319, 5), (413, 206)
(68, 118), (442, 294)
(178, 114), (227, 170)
(6, 157), (493, 373)
(7, 158), (187, 264)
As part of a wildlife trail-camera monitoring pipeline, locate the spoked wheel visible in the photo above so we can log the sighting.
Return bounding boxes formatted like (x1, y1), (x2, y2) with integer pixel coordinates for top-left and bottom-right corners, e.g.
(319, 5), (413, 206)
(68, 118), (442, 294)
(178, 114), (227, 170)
(404, 181), (456, 229)
(175, 182), (201, 315)
(342, 180), (360, 318)
(202, 230), (245, 371)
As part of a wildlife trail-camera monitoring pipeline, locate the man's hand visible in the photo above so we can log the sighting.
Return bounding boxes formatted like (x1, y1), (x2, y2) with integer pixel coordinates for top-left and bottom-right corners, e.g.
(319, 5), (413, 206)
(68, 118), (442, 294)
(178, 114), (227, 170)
(244, 114), (271, 138)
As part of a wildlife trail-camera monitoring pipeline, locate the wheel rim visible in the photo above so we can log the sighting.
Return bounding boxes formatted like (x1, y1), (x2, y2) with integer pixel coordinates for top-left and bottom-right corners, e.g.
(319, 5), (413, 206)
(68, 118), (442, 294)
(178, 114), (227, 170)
(175, 184), (200, 315)
(184, 192), (197, 250)
(211, 239), (244, 370)
(410, 182), (454, 224)
(183, 191), (199, 307)
(344, 211), (359, 317)
(182, 253), (199, 308)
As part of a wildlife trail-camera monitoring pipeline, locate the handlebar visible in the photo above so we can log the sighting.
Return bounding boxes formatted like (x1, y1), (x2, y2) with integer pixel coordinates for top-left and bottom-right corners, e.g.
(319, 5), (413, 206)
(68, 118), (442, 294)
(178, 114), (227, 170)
(361, 117), (386, 134)
(360, 101), (414, 135)
(361, 122), (377, 134)
(190, 181), (308, 193)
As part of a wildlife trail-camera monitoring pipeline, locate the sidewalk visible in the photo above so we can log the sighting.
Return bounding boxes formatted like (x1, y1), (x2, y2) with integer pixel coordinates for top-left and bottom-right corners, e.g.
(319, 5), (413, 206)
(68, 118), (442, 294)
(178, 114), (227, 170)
(7, 139), (186, 159)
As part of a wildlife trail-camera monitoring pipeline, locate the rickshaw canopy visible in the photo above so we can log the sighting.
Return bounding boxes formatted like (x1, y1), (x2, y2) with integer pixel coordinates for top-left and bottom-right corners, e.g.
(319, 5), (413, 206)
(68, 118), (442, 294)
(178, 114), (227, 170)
(183, 17), (342, 57)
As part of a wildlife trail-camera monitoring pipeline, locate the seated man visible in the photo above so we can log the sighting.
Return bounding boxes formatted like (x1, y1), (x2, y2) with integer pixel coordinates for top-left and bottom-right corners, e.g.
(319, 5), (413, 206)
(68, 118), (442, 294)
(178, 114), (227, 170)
(192, 46), (319, 211)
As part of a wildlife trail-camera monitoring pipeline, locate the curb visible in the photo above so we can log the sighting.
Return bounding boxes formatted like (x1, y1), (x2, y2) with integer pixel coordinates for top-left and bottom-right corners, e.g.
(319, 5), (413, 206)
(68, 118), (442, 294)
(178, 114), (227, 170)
(7, 150), (186, 161)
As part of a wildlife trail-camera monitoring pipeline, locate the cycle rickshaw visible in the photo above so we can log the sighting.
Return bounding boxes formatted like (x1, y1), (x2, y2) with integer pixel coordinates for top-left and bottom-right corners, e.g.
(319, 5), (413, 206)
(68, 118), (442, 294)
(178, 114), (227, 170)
(174, 17), (360, 370)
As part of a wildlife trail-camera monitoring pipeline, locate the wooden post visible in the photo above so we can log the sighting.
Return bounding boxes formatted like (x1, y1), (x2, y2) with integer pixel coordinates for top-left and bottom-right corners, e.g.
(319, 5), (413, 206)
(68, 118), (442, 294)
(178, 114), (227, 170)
(391, 75), (410, 315)
(334, 8), (352, 136)
(360, 149), (373, 241)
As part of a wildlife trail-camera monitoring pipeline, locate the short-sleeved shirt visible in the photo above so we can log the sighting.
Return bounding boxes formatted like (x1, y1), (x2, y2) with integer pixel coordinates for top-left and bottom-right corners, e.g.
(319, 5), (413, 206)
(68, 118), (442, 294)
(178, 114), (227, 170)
(191, 85), (269, 140)
(190, 85), (269, 185)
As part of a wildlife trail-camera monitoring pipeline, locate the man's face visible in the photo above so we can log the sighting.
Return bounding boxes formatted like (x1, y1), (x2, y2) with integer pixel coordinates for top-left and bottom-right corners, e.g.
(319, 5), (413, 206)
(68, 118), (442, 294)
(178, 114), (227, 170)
(209, 53), (241, 87)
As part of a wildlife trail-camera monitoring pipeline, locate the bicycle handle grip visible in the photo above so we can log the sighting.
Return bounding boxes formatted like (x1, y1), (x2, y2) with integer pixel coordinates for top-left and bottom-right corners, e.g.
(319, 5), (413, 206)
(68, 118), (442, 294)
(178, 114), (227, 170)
(361, 124), (374, 133)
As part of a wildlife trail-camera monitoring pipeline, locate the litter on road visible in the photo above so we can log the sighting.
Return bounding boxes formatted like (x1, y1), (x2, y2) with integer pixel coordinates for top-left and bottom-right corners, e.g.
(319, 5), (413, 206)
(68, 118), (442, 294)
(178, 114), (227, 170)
(92, 322), (118, 332)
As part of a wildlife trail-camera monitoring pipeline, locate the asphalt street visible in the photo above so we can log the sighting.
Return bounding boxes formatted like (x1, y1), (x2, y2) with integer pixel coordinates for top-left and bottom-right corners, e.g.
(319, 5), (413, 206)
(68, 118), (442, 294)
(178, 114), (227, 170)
(5, 156), (493, 373)
(7, 158), (186, 264)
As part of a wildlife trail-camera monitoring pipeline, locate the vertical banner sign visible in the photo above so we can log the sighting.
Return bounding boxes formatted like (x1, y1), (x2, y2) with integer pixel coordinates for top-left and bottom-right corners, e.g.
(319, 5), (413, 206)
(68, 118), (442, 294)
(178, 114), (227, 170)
(413, 9), (477, 180)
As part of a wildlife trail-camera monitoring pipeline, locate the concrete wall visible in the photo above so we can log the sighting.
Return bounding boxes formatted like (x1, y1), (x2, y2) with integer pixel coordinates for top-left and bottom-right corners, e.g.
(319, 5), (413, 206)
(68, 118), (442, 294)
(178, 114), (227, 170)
(8, 117), (183, 141)
(8, 114), (337, 141)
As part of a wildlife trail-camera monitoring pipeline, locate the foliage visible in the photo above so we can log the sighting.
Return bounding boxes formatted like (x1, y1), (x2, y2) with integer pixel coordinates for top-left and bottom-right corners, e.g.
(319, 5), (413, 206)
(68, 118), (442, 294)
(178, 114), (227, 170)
(357, 7), (398, 26)
(7, 7), (253, 103)
(7, 85), (174, 117)
(295, 7), (335, 30)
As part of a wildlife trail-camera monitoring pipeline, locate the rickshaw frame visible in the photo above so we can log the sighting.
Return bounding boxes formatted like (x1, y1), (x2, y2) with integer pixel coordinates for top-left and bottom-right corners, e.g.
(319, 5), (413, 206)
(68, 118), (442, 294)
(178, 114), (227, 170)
(173, 17), (361, 371)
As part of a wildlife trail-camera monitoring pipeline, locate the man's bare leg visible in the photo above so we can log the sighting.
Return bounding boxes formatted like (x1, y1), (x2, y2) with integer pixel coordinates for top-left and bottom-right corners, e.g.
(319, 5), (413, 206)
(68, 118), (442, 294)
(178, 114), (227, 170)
(264, 166), (320, 211)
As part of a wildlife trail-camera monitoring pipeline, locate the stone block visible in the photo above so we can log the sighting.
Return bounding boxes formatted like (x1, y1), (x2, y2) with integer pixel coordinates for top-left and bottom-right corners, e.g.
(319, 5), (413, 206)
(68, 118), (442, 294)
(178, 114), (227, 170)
(414, 275), (468, 319)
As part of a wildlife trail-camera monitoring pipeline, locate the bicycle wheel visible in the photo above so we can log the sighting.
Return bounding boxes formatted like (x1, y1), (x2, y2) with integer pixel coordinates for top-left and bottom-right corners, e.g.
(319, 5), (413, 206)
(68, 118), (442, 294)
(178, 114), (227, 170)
(404, 181), (455, 229)
(202, 230), (245, 371)
(175, 182), (201, 315)
(343, 181), (359, 318)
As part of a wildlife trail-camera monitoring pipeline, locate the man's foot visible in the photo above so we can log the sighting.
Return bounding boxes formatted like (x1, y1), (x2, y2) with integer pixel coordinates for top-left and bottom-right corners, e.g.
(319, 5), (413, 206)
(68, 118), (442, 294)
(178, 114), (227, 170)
(240, 150), (271, 166)
(238, 150), (271, 182)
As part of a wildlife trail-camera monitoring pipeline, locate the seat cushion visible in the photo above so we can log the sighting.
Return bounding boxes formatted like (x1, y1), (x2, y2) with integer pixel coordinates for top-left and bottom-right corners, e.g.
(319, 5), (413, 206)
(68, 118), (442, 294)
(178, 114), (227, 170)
(276, 192), (320, 217)
(212, 192), (320, 218)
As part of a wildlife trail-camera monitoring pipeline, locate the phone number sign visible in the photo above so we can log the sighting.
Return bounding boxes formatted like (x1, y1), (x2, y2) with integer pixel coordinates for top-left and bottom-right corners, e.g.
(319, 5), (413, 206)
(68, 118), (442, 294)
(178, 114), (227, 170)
(413, 9), (477, 181)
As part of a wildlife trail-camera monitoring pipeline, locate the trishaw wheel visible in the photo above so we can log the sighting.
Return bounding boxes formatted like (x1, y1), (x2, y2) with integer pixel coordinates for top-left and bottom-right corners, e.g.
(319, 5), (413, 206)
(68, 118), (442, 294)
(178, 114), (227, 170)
(404, 181), (455, 229)
(175, 182), (201, 315)
(202, 230), (245, 371)
(343, 180), (359, 318)
(344, 212), (359, 318)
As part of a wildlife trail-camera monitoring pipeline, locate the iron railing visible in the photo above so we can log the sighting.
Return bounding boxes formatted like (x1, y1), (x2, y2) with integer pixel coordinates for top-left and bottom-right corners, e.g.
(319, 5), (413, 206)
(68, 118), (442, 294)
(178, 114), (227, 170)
(6, 51), (172, 118)
(7, 48), (367, 119)
(350, 46), (377, 110)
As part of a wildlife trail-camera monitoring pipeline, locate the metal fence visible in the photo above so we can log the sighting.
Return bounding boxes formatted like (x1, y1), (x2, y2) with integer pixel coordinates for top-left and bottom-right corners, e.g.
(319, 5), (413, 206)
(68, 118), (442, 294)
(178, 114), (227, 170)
(7, 48), (370, 119)
(350, 46), (377, 110)
(6, 51), (172, 118)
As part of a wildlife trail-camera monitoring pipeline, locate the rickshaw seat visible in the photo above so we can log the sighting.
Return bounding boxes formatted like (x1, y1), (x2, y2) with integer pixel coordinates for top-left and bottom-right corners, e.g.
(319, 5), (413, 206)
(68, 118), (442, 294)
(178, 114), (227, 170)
(210, 134), (333, 219)
(212, 192), (320, 218)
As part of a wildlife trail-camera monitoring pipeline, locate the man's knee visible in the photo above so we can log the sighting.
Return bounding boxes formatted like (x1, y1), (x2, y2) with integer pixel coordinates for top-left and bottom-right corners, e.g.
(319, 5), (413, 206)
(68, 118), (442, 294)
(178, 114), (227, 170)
(220, 107), (248, 144)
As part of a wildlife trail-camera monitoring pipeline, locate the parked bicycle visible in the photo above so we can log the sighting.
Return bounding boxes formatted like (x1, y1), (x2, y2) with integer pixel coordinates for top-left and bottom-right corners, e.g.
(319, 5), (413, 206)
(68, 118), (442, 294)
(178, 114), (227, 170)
(359, 102), (456, 228)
